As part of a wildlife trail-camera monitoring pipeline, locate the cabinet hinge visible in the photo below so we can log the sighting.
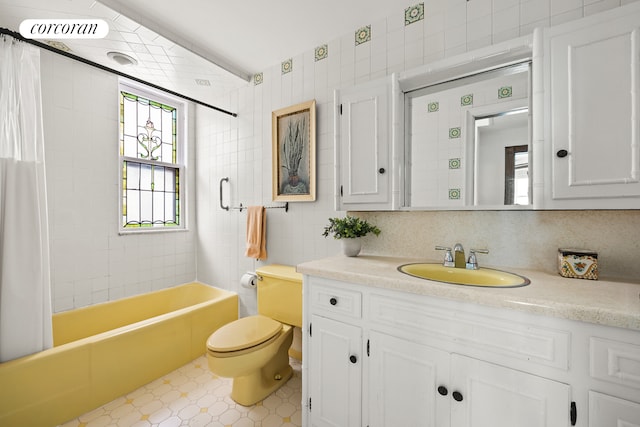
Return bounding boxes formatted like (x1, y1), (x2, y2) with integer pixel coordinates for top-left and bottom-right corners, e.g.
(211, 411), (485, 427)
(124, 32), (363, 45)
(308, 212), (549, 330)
(340, 185), (343, 197)
(367, 339), (370, 356)
(309, 323), (312, 337)
(309, 397), (312, 411)
(339, 104), (343, 115)
(570, 401), (577, 426)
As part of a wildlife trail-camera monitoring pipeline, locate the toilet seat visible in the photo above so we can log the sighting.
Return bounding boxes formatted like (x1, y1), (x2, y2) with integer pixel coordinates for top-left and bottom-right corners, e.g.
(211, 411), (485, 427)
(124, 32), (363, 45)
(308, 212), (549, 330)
(207, 315), (282, 353)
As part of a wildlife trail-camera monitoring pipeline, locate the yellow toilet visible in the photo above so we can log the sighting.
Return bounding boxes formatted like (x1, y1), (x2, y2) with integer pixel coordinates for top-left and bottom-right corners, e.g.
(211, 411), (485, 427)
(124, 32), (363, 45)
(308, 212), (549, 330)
(206, 264), (302, 406)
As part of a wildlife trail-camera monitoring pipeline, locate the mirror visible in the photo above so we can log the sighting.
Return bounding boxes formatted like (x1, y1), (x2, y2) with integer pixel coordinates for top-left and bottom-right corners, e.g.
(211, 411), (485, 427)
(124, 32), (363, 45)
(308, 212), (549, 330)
(403, 63), (531, 209)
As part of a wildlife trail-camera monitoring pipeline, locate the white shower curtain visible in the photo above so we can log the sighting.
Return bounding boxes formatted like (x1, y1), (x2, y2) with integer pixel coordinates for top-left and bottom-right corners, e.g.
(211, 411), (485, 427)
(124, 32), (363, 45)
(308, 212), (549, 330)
(0, 35), (53, 362)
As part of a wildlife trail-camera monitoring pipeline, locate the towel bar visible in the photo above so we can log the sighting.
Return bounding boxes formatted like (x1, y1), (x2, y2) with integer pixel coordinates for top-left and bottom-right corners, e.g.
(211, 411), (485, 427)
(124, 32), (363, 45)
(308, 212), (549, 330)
(219, 177), (288, 212)
(231, 202), (288, 212)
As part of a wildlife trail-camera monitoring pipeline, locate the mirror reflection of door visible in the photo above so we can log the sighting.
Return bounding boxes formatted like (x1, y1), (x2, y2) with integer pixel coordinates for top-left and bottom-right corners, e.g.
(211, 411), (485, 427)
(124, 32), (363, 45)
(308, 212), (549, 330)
(504, 145), (529, 205)
(474, 110), (529, 206)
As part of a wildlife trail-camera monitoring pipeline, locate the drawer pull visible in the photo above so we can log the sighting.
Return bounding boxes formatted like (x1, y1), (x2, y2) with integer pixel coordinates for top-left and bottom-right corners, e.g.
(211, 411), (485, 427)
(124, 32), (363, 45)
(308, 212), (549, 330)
(452, 391), (463, 402)
(329, 297), (338, 306)
(349, 355), (357, 364)
(437, 385), (448, 396)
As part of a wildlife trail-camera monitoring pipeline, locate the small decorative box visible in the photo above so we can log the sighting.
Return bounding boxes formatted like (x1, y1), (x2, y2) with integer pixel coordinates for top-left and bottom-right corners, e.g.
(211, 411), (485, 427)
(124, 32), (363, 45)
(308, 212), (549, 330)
(558, 248), (598, 280)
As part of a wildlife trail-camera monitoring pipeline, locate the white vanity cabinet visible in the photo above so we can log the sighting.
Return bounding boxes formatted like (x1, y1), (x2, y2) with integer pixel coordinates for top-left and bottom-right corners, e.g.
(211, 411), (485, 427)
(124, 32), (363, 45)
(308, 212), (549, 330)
(589, 392), (640, 427)
(306, 279), (363, 427)
(368, 332), (569, 427)
(308, 314), (362, 427)
(538, 2), (640, 209)
(587, 336), (640, 427)
(302, 272), (640, 427)
(334, 76), (397, 211)
(367, 331), (450, 426)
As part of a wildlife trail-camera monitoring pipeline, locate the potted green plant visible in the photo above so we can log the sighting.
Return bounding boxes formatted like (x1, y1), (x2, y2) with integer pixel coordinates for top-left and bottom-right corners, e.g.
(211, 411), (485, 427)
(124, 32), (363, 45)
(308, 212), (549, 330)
(322, 215), (381, 257)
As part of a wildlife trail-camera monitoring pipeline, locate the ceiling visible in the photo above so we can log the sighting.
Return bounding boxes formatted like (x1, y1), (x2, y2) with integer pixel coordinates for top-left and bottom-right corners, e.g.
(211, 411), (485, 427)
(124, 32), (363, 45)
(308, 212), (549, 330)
(0, 0), (405, 107)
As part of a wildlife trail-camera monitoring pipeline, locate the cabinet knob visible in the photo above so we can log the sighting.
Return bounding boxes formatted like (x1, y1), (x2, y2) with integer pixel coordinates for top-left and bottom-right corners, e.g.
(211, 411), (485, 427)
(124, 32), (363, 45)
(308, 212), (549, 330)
(329, 297), (337, 306)
(556, 149), (568, 158)
(349, 355), (357, 364)
(378, 167), (386, 174)
(452, 391), (463, 402)
(437, 385), (448, 396)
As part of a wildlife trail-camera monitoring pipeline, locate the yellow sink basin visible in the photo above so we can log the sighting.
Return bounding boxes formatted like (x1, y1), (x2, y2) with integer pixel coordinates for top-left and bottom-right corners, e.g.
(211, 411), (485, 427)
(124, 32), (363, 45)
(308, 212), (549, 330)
(398, 263), (530, 288)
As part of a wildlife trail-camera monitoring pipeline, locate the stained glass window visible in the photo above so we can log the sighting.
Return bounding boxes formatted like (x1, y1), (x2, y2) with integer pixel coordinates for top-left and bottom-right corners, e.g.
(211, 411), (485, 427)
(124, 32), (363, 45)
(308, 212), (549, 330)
(119, 88), (183, 230)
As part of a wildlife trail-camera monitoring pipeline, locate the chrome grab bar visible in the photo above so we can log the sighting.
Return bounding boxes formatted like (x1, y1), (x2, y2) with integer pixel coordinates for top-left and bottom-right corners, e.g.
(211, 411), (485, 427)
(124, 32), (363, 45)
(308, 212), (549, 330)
(219, 177), (229, 211)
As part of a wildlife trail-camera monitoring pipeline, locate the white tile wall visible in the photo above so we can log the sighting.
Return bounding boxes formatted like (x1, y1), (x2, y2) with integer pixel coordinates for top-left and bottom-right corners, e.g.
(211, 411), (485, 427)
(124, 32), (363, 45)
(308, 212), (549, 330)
(36, 0), (639, 315)
(41, 51), (197, 313)
(195, 0), (639, 316)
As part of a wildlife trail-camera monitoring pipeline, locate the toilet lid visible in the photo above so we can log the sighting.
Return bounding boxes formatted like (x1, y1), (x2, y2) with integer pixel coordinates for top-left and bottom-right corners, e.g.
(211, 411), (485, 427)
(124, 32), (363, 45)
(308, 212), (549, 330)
(207, 315), (282, 352)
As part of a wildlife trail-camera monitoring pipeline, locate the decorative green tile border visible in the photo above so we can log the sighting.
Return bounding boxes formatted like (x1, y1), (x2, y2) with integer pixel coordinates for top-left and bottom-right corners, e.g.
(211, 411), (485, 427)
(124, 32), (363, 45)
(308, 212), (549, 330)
(498, 86), (512, 99)
(449, 158), (461, 169)
(449, 189), (461, 200)
(45, 40), (72, 52)
(315, 44), (328, 62)
(405, 3), (425, 25)
(428, 101), (439, 112)
(281, 58), (293, 74)
(461, 94), (473, 106)
(449, 127), (461, 139)
(254, 73), (263, 85)
(355, 25), (371, 46)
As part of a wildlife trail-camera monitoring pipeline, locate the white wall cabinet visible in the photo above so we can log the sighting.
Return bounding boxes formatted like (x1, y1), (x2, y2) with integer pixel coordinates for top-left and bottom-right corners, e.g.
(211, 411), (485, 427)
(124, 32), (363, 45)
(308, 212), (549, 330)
(302, 275), (640, 427)
(334, 76), (397, 211)
(538, 2), (640, 209)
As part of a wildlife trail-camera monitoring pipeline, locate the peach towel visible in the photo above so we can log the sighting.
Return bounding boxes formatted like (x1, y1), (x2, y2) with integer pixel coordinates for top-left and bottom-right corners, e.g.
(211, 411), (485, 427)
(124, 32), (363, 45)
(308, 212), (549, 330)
(245, 206), (267, 260)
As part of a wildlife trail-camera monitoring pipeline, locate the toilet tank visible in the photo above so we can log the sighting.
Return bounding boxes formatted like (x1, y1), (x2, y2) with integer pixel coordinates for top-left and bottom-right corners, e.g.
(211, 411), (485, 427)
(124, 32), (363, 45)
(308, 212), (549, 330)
(255, 264), (302, 328)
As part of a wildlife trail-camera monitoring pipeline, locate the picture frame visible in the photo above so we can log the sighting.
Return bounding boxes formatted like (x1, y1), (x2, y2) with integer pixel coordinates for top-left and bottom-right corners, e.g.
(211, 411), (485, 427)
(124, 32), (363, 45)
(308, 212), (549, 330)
(272, 99), (316, 202)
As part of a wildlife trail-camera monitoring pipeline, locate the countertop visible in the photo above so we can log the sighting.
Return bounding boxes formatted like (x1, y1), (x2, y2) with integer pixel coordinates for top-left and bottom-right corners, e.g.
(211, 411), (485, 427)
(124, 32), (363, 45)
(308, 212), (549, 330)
(297, 255), (640, 331)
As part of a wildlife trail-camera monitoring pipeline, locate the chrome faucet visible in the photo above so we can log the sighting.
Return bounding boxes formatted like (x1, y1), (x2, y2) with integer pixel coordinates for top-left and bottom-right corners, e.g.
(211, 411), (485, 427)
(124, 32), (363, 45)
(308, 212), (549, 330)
(436, 243), (489, 269)
(435, 243), (465, 268)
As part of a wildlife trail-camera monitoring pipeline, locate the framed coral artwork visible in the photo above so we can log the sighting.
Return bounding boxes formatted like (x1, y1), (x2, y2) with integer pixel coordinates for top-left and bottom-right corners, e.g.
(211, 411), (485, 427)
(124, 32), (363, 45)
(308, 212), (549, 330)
(272, 99), (316, 202)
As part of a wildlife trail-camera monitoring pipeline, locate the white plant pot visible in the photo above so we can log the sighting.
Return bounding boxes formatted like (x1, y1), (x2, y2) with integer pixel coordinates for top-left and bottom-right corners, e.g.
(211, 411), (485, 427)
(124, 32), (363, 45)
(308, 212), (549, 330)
(341, 238), (362, 257)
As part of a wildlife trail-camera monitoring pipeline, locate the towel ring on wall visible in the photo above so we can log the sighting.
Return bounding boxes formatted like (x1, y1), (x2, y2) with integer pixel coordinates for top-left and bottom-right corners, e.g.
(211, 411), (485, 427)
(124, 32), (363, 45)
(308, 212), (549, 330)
(219, 177), (289, 212)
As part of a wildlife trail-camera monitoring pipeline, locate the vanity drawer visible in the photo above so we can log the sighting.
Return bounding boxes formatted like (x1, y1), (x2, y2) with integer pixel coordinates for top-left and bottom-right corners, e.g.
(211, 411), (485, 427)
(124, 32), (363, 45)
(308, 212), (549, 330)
(369, 292), (571, 370)
(590, 337), (640, 390)
(309, 280), (362, 319)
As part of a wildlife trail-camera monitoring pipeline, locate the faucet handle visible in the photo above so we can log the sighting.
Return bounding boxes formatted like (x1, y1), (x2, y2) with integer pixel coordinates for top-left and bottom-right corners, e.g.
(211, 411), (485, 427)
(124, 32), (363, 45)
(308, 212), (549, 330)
(466, 248), (489, 270)
(435, 246), (455, 267)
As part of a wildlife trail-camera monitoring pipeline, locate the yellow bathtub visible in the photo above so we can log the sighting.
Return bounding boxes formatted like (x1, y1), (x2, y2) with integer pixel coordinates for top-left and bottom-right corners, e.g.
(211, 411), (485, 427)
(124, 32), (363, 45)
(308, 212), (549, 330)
(0, 282), (238, 427)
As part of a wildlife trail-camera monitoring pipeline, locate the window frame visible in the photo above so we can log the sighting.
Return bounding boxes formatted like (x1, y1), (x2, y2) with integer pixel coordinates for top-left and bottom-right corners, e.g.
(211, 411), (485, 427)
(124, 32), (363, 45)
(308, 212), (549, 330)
(118, 80), (188, 234)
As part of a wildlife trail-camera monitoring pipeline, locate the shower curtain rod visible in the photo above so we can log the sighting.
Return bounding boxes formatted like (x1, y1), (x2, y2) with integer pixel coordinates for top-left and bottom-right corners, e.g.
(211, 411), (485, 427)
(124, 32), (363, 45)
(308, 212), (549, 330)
(0, 27), (238, 118)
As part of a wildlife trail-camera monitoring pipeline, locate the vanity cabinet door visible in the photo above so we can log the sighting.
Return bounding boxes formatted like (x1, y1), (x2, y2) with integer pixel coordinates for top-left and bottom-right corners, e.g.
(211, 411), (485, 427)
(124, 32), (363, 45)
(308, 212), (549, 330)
(335, 77), (392, 211)
(308, 314), (362, 427)
(367, 331), (450, 427)
(450, 354), (570, 427)
(589, 391), (640, 427)
(541, 2), (640, 208)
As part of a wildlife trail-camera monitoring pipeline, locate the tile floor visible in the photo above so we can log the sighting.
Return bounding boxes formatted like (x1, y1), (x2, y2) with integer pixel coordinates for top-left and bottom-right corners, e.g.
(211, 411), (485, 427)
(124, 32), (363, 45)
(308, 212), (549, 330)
(59, 356), (302, 427)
